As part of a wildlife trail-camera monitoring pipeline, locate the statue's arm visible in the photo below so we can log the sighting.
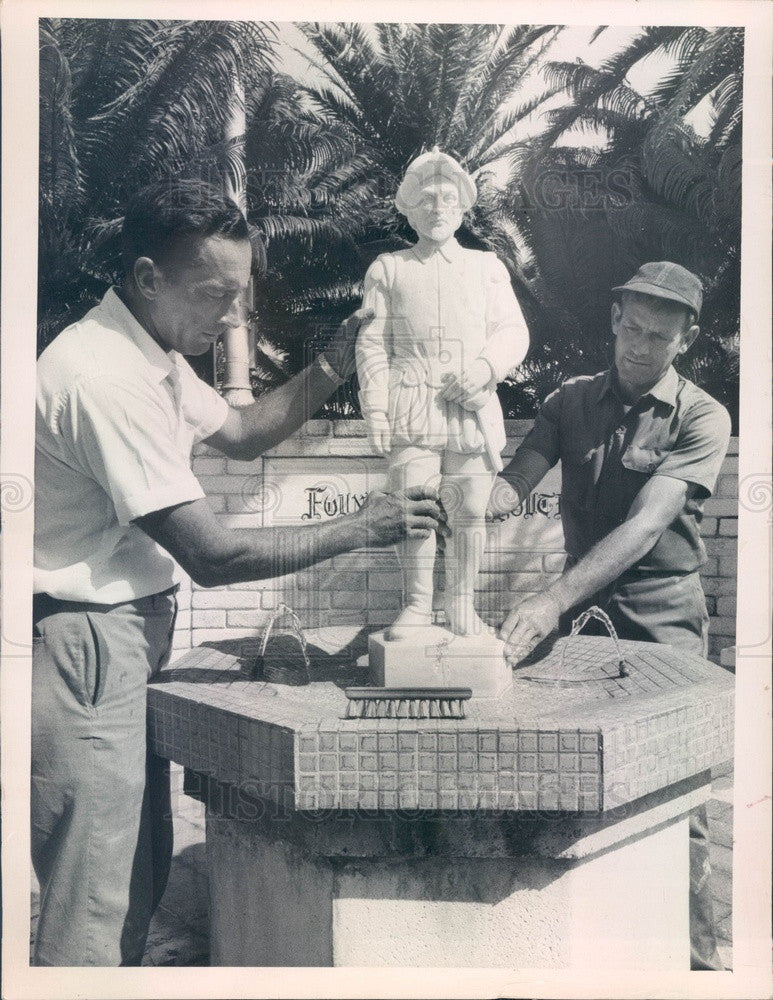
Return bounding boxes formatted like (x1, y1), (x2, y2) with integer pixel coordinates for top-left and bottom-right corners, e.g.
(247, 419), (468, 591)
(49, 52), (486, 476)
(478, 255), (530, 383)
(356, 257), (393, 454)
(441, 254), (531, 411)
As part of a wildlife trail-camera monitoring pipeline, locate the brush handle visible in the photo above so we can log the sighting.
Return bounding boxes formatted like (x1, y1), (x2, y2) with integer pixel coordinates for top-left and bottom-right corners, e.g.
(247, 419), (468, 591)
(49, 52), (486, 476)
(345, 687), (472, 700)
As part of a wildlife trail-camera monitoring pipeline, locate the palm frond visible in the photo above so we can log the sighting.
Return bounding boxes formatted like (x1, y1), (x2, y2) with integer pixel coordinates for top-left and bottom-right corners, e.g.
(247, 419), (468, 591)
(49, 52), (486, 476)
(39, 25), (85, 220)
(709, 72), (743, 148)
(472, 25), (559, 122)
(649, 27), (738, 113)
(640, 122), (717, 221)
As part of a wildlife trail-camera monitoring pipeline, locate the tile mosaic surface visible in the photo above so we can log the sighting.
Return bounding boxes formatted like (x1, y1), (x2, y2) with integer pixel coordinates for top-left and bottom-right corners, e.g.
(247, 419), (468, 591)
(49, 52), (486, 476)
(147, 630), (733, 814)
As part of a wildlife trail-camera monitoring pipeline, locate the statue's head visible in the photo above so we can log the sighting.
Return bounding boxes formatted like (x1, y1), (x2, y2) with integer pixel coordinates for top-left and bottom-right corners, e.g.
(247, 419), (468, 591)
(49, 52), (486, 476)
(395, 147), (476, 243)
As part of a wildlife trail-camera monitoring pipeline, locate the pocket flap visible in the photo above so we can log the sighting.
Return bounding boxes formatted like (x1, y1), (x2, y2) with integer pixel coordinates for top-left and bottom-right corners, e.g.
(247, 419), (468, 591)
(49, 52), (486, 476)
(621, 445), (662, 475)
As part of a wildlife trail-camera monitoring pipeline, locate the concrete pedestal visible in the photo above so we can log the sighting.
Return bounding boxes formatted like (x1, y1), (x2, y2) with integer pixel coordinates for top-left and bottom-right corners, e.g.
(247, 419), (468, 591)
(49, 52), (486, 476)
(148, 633), (733, 969)
(368, 628), (513, 699)
(205, 785), (695, 968)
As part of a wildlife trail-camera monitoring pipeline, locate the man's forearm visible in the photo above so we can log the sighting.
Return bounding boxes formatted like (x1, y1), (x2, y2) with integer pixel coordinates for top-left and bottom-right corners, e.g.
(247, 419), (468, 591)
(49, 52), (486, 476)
(137, 485), (443, 590)
(546, 513), (666, 615)
(233, 357), (340, 460)
(195, 511), (368, 588)
(498, 474), (693, 662)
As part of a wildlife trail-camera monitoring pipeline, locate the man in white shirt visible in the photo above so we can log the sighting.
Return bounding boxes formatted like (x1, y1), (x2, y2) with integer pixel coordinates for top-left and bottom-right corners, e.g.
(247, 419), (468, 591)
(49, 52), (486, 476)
(33, 179), (446, 965)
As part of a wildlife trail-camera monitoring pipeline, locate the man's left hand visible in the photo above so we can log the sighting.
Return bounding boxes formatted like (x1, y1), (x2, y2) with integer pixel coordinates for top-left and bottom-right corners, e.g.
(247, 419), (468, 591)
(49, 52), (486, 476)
(321, 307), (374, 380)
(498, 592), (562, 665)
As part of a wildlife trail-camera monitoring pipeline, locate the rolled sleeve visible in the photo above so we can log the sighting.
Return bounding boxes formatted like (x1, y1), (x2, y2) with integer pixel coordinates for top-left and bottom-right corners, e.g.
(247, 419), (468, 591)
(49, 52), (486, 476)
(61, 377), (205, 526)
(655, 398), (732, 497)
(520, 384), (563, 467)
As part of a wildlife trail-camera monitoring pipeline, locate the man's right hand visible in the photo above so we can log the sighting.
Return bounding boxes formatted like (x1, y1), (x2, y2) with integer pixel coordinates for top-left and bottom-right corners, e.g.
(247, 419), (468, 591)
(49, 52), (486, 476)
(357, 486), (448, 546)
(322, 307), (375, 381)
(498, 591), (562, 665)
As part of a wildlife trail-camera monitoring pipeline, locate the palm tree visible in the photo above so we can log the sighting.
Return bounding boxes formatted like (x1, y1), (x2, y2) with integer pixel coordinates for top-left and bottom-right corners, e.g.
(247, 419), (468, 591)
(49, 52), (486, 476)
(238, 69), (366, 406)
(238, 22), (562, 412)
(38, 18), (275, 353)
(499, 26), (743, 421)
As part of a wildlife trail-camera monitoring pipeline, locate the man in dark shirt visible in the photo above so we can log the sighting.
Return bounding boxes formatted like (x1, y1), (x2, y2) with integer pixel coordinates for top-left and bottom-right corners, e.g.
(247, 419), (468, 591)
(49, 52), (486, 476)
(495, 261), (731, 970)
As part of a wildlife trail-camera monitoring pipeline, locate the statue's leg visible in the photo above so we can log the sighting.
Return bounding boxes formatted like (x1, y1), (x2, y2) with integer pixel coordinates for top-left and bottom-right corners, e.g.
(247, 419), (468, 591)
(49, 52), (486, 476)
(384, 446), (442, 641)
(440, 451), (496, 636)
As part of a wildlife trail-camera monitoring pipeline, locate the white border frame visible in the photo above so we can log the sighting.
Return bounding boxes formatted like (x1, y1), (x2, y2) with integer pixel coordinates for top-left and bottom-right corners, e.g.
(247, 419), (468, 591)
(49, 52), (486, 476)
(2, 2), (770, 997)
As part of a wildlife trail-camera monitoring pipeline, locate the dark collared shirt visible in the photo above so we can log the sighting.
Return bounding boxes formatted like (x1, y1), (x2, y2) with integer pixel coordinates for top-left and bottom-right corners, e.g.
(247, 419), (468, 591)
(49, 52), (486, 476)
(521, 366), (732, 573)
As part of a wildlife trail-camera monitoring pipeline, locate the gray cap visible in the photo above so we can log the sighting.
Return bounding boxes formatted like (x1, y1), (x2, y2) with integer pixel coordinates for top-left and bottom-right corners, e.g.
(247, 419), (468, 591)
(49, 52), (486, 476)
(612, 261), (703, 318)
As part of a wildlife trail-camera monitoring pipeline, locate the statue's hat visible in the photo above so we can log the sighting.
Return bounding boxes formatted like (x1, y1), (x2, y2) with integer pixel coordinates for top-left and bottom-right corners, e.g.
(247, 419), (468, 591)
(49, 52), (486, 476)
(395, 146), (477, 214)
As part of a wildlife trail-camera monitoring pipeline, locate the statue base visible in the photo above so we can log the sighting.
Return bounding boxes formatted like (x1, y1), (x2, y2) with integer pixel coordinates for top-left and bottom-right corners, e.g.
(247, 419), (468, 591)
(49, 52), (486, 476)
(368, 627), (513, 699)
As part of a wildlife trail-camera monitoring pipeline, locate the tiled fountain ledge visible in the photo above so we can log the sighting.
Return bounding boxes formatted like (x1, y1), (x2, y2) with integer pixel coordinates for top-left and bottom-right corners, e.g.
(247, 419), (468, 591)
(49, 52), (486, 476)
(146, 626), (733, 968)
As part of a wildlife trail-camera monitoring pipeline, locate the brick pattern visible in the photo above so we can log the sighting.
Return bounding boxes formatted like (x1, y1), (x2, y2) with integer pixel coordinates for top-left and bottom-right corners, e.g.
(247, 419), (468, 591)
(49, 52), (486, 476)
(698, 438), (738, 663)
(172, 423), (738, 665)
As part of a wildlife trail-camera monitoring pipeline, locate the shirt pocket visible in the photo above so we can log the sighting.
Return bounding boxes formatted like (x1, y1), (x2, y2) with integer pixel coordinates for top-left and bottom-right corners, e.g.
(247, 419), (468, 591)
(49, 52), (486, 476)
(617, 445), (665, 520)
(621, 445), (664, 476)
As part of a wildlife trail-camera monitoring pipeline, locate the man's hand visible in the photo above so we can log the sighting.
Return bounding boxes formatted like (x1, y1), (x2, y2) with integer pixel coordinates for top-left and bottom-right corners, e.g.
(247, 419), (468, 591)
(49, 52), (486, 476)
(321, 307), (375, 381)
(498, 591), (561, 665)
(365, 410), (391, 455)
(438, 359), (493, 409)
(136, 487), (447, 590)
(357, 486), (449, 546)
(207, 306), (375, 461)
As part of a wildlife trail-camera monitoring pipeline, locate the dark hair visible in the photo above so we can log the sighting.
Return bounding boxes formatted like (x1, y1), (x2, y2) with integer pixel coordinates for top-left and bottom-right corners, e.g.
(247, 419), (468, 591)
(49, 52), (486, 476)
(121, 178), (251, 276)
(618, 289), (698, 330)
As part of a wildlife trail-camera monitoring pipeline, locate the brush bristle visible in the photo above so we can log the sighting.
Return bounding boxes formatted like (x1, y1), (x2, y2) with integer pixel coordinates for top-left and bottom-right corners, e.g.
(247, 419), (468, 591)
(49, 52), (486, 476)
(344, 687), (472, 719)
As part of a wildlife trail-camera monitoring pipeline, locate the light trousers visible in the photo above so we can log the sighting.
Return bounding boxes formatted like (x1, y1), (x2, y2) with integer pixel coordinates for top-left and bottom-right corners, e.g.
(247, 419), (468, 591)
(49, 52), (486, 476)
(31, 589), (177, 966)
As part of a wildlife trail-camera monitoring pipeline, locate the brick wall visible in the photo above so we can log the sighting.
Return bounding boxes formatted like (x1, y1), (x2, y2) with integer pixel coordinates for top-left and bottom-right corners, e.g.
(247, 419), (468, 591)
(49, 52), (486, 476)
(172, 421), (738, 665)
(698, 440), (739, 663)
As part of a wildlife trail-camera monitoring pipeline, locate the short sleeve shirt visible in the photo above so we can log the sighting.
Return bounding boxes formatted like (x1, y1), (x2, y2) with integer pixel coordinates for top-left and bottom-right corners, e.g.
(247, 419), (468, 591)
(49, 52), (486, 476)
(35, 288), (230, 602)
(520, 366), (731, 573)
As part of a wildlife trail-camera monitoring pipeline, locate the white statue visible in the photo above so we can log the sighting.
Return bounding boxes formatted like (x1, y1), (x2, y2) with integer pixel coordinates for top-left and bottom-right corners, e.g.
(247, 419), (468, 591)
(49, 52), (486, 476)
(356, 148), (529, 640)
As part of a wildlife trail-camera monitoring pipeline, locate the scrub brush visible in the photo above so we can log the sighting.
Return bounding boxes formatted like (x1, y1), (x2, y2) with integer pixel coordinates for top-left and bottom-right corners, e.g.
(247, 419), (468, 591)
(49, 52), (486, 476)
(344, 686), (472, 719)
